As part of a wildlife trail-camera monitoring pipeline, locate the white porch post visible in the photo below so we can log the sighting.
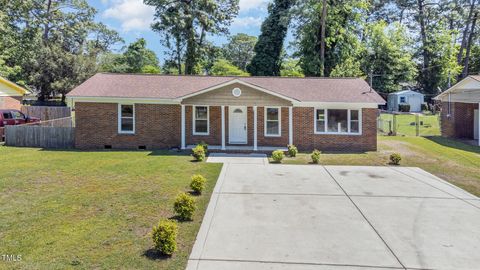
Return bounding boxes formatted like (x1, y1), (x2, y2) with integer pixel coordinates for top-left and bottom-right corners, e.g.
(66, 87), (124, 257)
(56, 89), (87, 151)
(181, 105), (186, 150)
(221, 105), (226, 150)
(288, 106), (293, 146)
(253, 106), (258, 151)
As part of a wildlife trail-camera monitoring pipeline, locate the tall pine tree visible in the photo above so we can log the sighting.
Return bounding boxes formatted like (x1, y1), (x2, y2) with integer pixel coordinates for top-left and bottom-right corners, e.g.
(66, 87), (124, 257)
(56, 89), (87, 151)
(247, 0), (295, 76)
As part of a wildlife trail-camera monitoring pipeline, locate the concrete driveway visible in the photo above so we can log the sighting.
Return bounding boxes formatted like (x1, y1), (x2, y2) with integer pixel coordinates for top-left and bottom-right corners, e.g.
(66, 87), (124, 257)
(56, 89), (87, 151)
(187, 158), (480, 270)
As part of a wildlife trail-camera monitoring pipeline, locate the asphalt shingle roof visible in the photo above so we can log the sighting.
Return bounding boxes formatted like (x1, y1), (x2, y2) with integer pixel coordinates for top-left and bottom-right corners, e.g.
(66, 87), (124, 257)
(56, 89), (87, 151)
(67, 73), (385, 104)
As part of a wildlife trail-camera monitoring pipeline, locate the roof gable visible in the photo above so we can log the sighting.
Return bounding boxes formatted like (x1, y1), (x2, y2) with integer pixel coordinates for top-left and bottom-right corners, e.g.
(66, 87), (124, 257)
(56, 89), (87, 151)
(0, 76), (26, 96)
(435, 76), (480, 103)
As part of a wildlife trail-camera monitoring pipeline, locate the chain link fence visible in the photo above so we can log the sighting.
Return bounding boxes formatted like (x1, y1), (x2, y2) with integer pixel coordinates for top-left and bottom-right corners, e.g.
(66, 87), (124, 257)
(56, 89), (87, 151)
(378, 111), (440, 137)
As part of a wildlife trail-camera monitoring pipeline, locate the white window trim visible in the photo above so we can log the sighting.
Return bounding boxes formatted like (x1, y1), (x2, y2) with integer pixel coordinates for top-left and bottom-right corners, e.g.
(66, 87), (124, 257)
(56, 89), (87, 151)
(193, 105), (210, 136)
(314, 108), (362, 135)
(118, 103), (135, 134)
(264, 106), (281, 137)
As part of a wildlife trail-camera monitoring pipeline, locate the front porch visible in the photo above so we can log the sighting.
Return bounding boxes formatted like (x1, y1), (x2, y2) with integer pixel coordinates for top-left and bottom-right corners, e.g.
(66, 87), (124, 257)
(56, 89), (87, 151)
(186, 144), (288, 153)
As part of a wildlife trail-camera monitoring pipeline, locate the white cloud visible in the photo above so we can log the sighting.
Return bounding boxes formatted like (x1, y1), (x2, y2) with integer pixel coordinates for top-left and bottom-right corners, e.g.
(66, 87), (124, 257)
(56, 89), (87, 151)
(239, 0), (270, 11)
(232, 16), (263, 28)
(103, 0), (155, 32)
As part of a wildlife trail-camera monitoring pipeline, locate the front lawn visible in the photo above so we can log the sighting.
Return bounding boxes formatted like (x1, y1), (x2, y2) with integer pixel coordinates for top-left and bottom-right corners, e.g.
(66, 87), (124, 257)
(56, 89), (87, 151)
(0, 147), (222, 269)
(278, 136), (480, 196)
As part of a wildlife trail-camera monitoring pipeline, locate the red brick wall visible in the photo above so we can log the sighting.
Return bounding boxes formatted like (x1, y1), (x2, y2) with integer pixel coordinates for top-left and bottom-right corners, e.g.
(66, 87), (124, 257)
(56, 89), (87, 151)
(75, 103), (181, 149)
(185, 105), (222, 145)
(75, 103), (378, 151)
(293, 107), (378, 152)
(0, 96), (22, 110)
(440, 102), (476, 139)
(257, 107), (289, 147)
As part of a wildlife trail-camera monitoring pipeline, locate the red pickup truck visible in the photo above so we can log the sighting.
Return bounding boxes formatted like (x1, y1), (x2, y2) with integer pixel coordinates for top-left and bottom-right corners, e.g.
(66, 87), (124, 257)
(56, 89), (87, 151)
(0, 109), (40, 140)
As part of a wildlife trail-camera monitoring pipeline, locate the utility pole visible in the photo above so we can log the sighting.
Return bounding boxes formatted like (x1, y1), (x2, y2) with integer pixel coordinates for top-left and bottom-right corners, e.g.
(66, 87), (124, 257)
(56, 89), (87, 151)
(369, 69), (373, 92)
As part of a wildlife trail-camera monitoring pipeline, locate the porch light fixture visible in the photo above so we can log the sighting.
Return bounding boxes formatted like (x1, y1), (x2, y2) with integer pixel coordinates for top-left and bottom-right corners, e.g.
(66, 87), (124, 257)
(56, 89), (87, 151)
(232, 87), (242, 97)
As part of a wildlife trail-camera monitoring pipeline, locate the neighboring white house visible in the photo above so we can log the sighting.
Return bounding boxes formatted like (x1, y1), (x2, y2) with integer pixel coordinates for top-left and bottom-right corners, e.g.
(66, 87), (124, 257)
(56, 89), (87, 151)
(387, 90), (425, 112)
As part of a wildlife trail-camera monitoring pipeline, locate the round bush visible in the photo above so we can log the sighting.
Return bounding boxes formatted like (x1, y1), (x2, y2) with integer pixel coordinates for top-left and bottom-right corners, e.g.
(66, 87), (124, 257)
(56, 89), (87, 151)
(311, 149), (321, 164)
(152, 219), (178, 255)
(271, 150), (285, 163)
(287, 144), (298, 157)
(389, 153), (402, 165)
(191, 145), (205, 161)
(198, 141), (208, 153)
(173, 192), (196, 221)
(190, 174), (206, 194)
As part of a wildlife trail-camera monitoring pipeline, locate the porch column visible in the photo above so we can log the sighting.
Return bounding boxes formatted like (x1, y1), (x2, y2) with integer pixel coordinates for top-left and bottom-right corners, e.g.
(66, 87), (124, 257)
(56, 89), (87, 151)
(288, 106), (293, 146)
(253, 106), (258, 151)
(221, 105), (226, 150)
(181, 105), (186, 150)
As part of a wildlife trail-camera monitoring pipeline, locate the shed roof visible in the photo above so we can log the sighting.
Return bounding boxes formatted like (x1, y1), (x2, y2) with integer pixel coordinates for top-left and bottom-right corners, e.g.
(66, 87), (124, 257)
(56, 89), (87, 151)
(67, 73), (385, 104)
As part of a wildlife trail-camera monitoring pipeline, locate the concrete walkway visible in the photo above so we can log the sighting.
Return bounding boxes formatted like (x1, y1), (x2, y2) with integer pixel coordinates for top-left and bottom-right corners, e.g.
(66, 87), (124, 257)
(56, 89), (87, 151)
(188, 159), (480, 270)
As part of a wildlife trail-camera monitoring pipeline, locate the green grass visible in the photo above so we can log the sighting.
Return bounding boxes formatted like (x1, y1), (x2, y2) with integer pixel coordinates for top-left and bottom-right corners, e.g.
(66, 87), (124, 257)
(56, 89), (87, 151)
(0, 147), (222, 270)
(277, 136), (480, 196)
(379, 113), (440, 136)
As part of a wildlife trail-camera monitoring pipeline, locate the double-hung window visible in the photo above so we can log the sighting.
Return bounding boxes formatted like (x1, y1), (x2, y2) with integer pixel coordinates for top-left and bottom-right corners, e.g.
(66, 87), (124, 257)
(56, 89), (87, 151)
(315, 109), (361, 134)
(118, 104), (134, 134)
(193, 106), (209, 135)
(265, 107), (281, 136)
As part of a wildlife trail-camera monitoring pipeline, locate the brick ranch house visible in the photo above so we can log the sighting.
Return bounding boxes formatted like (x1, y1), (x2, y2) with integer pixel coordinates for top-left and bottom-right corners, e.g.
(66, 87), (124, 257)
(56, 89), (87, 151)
(435, 75), (480, 146)
(0, 76), (26, 110)
(66, 73), (385, 151)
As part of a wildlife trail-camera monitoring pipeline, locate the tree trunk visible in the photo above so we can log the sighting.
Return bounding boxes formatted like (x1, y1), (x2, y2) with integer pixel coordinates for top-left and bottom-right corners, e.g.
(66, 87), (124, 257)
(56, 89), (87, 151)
(417, 0), (429, 69)
(184, 1), (196, 75)
(319, 0), (327, 77)
(462, 10), (478, 78)
(43, 0), (52, 43)
(457, 0), (476, 66)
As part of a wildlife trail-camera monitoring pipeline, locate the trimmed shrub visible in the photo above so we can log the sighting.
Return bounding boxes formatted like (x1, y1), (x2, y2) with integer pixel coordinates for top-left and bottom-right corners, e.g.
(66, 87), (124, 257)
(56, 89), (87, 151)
(152, 219), (178, 255)
(198, 141), (208, 153)
(271, 150), (285, 163)
(173, 192), (196, 221)
(398, 104), (410, 112)
(287, 144), (298, 157)
(389, 153), (402, 165)
(192, 145), (205, 161)
(190, 174), (206, 194)
(311, 149), (321, 164)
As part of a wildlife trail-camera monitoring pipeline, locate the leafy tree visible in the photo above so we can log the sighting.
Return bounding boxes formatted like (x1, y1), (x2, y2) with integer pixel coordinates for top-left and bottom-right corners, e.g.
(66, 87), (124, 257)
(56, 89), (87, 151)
(146, 0), (239, 74)
(223, 33), (257, 71)
(361, 22), (417, 93)
(292, 0), (369, 77)
(210, 59), (249, 76)
(330, 57), (364, 78)
(280, 59), (304, 77)
(247, 0), (295, 76)
(123, 38), (160, 73)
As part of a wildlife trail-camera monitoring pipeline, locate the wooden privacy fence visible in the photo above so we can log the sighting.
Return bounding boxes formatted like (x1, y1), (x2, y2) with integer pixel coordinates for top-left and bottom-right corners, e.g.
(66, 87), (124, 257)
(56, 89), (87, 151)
(5, 125), (75, 148)
(21, 106), (71, 121)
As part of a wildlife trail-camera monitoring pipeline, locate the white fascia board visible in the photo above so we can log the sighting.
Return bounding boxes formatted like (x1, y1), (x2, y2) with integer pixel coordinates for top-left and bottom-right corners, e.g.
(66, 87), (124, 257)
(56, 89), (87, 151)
(179, 79), (298, 103)
(292, 102), (380, 109)
(67, 96), (181, 105)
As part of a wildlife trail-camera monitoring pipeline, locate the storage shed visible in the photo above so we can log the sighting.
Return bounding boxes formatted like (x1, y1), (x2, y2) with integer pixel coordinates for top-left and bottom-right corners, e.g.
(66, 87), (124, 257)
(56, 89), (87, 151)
(387, 90), (425, 112)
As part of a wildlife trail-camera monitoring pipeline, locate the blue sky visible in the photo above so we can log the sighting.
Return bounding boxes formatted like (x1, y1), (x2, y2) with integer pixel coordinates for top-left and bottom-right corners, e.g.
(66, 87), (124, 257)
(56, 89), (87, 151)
(87, 0), (273, 62)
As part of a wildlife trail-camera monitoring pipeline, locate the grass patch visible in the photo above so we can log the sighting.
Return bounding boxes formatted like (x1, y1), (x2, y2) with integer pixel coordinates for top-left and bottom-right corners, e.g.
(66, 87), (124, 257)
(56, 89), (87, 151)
(379, 113), (440, 136)
(277, 136), (480, 196)
(0, 147), (222, 270)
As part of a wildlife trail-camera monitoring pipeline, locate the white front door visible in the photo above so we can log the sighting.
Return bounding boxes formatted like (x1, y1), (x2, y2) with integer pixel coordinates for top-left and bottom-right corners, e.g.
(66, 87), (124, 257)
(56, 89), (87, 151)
(229, 106), (247, 144)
